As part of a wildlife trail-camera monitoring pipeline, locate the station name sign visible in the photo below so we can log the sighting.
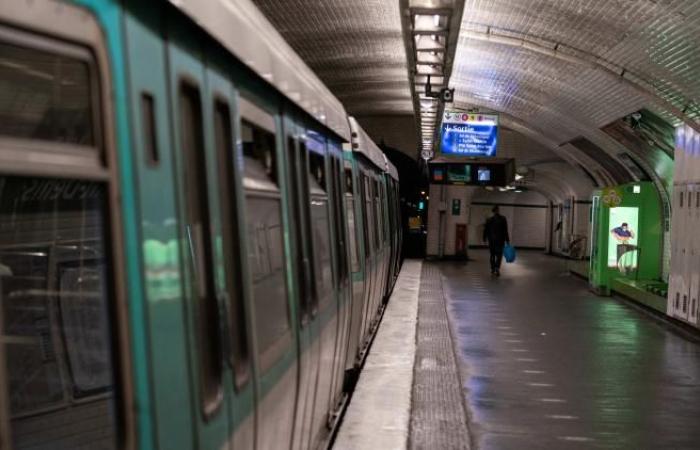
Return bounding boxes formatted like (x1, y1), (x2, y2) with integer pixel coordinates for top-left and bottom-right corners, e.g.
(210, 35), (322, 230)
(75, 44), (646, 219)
(440, 111), (498, 157)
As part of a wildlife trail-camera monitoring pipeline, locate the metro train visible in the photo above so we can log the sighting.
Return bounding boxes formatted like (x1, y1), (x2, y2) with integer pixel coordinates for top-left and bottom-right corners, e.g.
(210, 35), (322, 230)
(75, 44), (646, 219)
(0, 1), (401, 449)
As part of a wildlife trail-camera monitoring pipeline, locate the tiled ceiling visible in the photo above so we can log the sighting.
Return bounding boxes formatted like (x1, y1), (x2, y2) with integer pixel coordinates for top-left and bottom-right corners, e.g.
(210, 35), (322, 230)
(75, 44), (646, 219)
(250, 0), (413, 116)
(251, 0), (700, 191)
(454, 0), (700, 146)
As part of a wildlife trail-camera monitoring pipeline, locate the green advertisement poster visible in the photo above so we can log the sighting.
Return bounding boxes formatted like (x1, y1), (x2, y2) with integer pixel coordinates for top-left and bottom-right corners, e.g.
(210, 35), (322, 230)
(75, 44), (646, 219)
(608, 206), (639, 273)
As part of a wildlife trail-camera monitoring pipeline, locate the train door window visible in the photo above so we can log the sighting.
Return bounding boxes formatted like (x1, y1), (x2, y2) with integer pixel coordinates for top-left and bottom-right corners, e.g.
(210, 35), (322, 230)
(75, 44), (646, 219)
(0, 39), (95, 146)
(331, 155), (348, 282)
(141, 92), (160, 166)
(287, 136), (312, 322)
(0, 30), (119, 449)
(239, 98), (290, 370)
(213, 99), (249, 387)
(379, 182), (388, 244)
(179, 83), (223, 414)
(373, 179), (381, 250)
(308, 143), (332, 307)
(363, 175), (375, 255)
(345, 168), (360, 273)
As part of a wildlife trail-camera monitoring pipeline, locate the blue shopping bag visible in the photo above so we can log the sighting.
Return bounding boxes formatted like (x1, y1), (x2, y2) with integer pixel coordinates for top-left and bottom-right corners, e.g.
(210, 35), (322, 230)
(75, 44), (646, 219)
(503, 244), (516, 263)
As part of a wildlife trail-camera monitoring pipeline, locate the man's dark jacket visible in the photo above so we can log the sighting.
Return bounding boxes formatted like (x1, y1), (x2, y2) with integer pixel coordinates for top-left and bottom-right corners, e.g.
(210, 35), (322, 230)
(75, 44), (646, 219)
(483, 214), (510, 244)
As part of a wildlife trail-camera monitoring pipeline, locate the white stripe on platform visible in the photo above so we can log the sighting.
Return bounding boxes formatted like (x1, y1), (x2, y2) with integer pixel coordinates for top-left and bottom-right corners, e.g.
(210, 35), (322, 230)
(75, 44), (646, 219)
(333, 260), (423, 450)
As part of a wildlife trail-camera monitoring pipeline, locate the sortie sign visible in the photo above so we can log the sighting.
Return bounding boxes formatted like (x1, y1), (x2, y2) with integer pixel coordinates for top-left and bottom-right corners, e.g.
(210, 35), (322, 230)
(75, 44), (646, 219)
(440, 111), (499, 157)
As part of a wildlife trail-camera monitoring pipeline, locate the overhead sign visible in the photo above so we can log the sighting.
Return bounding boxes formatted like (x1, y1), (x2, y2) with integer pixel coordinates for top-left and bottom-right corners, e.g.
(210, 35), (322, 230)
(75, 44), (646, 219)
(429, 160), (515, 187)
(440, 111), (498, 157)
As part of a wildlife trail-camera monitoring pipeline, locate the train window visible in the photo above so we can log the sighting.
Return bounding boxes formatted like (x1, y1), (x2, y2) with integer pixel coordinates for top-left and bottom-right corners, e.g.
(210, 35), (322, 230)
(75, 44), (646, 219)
(345, 169), (360, 273)
(379, 183), (387, 244)
(309, 151), (326, 191)
(141, 92), (159, 166)
(213, 99), (249, 387)
(0, 41), (95, 146)
(0, 177), (117, 449)
(373, 180), (381, 249)
(0, 28), (120, 448)
(363, 175), (376, 255)
(179, 83), (223, 415)
(240, 116), (290, 370)
(307, 150), (332, 307)
(242, 121), (277, 184)
(332, 156), (348, 282)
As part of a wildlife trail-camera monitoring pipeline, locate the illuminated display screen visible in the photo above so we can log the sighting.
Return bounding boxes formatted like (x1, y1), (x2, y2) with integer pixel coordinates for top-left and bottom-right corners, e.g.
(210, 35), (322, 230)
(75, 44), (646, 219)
(432, 168), (445, 182)
(608, 207), (639, 273)
(429, 160), (514, 186)
(440, 111), (498, 157)
(447, 164), (471, 183)
(477, 167), (491, 182)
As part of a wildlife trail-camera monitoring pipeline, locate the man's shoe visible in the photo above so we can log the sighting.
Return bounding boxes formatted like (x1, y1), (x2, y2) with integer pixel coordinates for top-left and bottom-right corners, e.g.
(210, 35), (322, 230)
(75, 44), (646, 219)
(495, 269), (500, 277)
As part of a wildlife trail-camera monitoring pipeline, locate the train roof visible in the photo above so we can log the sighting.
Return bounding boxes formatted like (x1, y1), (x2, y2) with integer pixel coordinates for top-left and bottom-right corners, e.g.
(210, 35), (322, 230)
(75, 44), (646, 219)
(348, 117), (386, 171)
(385, 156), (399, 181)
(168, 0), (351, 142)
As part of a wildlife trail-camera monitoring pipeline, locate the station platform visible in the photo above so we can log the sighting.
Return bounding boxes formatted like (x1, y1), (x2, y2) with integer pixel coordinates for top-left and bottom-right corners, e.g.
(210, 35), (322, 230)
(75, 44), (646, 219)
(334, 250), (700, 450)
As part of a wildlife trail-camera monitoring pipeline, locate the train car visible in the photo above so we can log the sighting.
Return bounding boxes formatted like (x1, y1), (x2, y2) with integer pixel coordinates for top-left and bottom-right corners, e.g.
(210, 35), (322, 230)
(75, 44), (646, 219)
(0, 0), (401, 449)
(343, 119), (391, 378)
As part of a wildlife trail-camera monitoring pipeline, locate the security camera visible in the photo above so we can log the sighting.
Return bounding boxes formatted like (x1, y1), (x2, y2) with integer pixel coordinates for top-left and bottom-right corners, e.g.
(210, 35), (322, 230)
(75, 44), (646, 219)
(440, 88), (455, 103)
(629, 111), (642, 129)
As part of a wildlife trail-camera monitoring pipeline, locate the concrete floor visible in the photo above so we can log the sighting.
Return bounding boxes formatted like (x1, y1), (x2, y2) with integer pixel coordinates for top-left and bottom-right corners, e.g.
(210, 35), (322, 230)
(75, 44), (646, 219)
(447, 250), (700, 449)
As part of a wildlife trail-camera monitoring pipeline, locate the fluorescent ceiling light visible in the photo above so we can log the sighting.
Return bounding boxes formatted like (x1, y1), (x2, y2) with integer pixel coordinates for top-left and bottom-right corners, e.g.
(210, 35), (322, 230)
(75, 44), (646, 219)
(414, 14), (446, 32)
(415, 75), (444, 84)
(415, 34), (445, 51)
(416, 52), (445, 64)
(416, 65), (442, 75)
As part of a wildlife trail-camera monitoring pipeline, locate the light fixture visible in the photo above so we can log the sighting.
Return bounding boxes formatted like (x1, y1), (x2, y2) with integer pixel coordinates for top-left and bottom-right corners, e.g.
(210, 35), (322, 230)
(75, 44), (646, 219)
(414, 14), (446, 32)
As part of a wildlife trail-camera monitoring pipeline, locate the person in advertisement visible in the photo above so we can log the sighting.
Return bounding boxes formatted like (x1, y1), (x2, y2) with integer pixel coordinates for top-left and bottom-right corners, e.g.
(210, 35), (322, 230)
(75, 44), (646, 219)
(611, 222), (637, 273)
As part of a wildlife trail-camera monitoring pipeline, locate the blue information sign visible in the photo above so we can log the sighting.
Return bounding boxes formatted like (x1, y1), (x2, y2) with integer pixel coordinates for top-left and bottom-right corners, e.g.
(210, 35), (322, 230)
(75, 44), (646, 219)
(440, 111), (498, 157)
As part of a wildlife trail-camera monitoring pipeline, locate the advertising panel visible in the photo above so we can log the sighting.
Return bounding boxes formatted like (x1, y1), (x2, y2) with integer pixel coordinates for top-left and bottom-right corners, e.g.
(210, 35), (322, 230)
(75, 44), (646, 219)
(440, 111), (498, 157)
(608, 206), (639, 273)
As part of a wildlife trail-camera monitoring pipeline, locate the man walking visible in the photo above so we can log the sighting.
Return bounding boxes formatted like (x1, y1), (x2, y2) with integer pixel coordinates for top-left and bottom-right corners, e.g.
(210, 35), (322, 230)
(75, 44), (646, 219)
(483, 206), (510, 276)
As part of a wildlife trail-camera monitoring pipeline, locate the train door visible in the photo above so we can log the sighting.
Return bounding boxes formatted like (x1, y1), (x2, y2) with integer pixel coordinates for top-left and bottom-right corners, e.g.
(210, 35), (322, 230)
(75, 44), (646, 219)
(326, 143), (351, 419)
(165, 16), (232, 449)
(123, 2), (195, 447)
(385, 177), (397, 293)
(342, 158), (367, 372)
(306, 132), (338, 447)
(205, 68), (255, 448)
(285, 120), (321, 450)
(237, 96), (297, 450)
(360, 169), (377, 342)
(375, 178), (389, 302)
(368, 175), (382, 323)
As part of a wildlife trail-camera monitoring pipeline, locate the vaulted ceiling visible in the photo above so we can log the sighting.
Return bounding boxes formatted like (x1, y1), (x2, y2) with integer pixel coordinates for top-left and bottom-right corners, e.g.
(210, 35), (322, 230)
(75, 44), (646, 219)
(252, 0), (700, 199)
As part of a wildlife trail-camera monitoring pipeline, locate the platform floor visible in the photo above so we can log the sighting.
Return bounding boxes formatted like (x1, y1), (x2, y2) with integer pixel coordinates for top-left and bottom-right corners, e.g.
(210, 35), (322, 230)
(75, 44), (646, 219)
(334, 250), (700, 450)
